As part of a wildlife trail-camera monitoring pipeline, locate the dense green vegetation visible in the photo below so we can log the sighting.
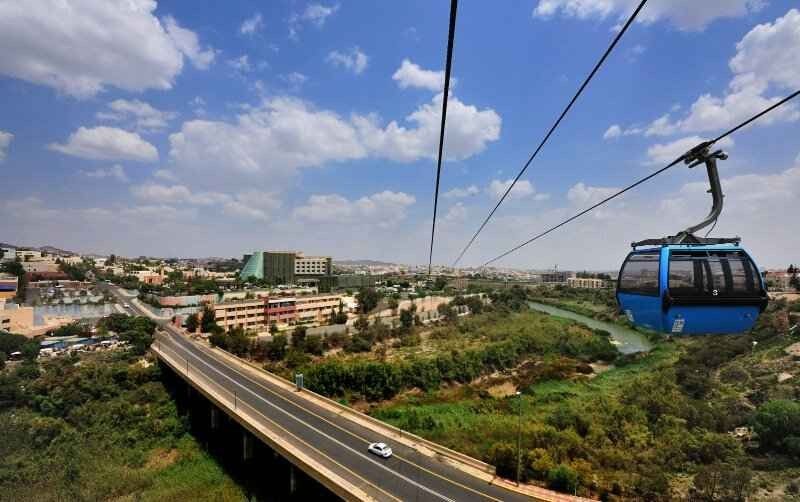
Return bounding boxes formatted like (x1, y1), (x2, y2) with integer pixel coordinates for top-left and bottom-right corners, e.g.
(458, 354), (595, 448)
(0, 348), (243, 501)
(368, 292), (800, 500)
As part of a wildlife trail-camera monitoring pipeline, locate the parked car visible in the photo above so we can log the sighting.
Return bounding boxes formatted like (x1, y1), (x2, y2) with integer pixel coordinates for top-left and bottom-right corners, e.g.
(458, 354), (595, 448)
(367, 442), (393, 458)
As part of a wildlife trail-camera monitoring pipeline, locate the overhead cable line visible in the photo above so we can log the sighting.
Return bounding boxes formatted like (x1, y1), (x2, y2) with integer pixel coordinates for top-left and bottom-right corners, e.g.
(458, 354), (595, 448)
(480, 88), (800, 268)
(428, 0), (459, 276)
(451, 0), (649, 267)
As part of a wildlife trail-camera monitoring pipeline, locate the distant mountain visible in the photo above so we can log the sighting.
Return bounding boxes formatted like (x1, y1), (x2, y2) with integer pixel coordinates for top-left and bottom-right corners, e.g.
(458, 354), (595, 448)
(0, 242), (77, 256)
(334, 259), (402, 267)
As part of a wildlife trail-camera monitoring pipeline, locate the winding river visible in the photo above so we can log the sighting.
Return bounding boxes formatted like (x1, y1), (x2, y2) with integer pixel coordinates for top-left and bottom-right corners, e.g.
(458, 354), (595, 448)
(528, 301), (653, 354)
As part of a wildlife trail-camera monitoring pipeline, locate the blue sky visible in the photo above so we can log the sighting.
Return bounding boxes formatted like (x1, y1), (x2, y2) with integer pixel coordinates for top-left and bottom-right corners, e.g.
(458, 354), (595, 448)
(1, 0), (799, 269)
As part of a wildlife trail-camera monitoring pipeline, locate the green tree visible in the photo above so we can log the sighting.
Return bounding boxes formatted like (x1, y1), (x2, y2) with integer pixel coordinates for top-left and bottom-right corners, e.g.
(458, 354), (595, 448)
(269, 322), (279, 335)
(292, 326), (307, 349)
(185, 313), (199, 333)
(356, 287), (380, 314)
(304, 334), (324, 355)
(433, 276), (448, 291)
(548, 464), (579, 494)
(752, 400), (800, 453)
(399, 308), (414, 330)
(200, 306), (216, 333)
(265, 334), (288, 361)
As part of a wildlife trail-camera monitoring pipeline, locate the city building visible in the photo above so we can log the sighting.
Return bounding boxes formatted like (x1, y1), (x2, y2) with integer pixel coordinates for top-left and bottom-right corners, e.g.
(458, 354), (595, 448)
(567, 277), (606, 289)
(0, 247), (15, 262)
(0, 274), (18, 300)
(239, 251), (332, 284)
(765, 270), (795, 291)
(214, 299), (267, 332)
(539, 271), (571, 284)
(212, 293), (344, 332)
(296, 294), (341, 325)
(21, 261), (59, 273)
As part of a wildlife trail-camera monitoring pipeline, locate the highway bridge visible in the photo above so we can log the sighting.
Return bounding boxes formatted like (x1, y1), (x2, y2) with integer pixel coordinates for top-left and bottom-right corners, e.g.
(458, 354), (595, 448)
(105, 283), (590, 501)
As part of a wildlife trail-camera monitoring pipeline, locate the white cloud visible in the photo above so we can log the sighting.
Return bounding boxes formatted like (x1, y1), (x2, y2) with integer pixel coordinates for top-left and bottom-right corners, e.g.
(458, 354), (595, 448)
(228, 54), (252, 72)
(289, 3), (339, 39)
(300, 3), (339, 26)
(326, 47), (368, 75)
(645, 136), (734, 165)
(603, 124), (622, 140)
(443, 202), (467, 222)
(566, 182), (620, 206)
(487, 179), (539, 200)
(443, 185), (480, 199)
(0, 1), (214, 98)
(168, 94), (501, 189)
(81, 164), (129, 183)
(131, 183), (280, 221)
(189, 96), (206, 117)
(153, 169), (178, 182)
(96, 99), (177, 133)
(281, 72), (308, 89)
(639, 9), (800, 137)
(532, 0), (766, 31)
(354, 93), (501, 162)
(49, 126), (158, 162)
(163, 15), (216, 70)
(392, 59), (449, 91)
(222, 191), (282, 221)
(240, 13), (263, 35)
(293, 191), (415, 226)
(0, 131), (13, 162)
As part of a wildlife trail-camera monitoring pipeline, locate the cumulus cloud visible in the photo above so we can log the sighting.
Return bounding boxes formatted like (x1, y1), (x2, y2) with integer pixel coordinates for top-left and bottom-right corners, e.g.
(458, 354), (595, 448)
(0, 131), (13, 162)
(153, 169), (178, 182)
(443, 185), (480, 199)
(81, 164), (129, 183)
(354, 93), (501, 162)
(392, 59), (449, 91)
(168, 94), (501, 189)
(131, 183), (280, 221)
(603, 124), (622, 140)
(289, 3), (339, 39)
(293, 190), (415, 226)
(326, 47), (368, 75)
(163, 15), (216, 70)
(240, 13), (263, 35)
(227, 54), (252, 72)
(645, 136), (734, 165)
(532, 0), (766, 31)
(0, 1), (214, 98)
(637, 9), (800, 138)
(487, 179), (539, 200)
(49, 126), (158, 162)
(96, 99), (177, 133)
(443, 202), (467, 222)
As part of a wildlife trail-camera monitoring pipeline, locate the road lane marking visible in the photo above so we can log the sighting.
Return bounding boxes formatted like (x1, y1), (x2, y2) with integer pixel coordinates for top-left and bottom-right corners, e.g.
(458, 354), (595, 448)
(163, 330), (507, 502)
(159, 336), (456, 502)
(155, 341), (401, 502)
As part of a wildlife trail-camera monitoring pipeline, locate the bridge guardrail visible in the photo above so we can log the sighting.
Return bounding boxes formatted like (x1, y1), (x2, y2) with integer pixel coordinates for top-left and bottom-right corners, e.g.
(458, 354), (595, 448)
(202, 340), (496, 476)
(152, 339), (381, 502)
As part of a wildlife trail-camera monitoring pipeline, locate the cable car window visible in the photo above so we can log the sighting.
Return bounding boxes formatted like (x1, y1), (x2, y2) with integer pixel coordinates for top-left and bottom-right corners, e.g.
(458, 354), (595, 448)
(669, 251), (759, 298)
(619, 253), (660, 295)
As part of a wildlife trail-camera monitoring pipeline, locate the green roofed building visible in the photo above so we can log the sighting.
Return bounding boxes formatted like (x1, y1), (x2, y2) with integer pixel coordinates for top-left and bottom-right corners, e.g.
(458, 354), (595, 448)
(239, 251), (332, 285)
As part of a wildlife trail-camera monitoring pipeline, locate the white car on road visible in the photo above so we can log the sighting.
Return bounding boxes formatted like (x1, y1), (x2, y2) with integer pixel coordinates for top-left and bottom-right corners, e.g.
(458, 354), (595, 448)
(123, 303), (131, 309)
(367, 442), (393, 458)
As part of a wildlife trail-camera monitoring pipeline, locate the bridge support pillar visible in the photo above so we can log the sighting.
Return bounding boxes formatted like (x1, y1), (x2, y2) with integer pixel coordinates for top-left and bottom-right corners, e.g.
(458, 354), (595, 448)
(242, 432), (253, 462)
(210, 407), (219, 430)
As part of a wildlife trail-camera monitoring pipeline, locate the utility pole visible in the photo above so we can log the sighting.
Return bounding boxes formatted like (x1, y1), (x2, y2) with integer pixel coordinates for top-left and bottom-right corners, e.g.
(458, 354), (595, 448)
(516, 391), (522, 486)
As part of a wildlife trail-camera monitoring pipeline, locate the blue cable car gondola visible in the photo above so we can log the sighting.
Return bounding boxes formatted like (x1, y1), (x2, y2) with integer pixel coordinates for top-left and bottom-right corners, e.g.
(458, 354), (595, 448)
(616, 146), (768, 334)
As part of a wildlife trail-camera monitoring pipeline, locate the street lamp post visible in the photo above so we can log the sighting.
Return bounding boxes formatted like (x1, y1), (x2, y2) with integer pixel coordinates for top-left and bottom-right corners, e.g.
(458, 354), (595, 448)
(516, 390), (522, 486)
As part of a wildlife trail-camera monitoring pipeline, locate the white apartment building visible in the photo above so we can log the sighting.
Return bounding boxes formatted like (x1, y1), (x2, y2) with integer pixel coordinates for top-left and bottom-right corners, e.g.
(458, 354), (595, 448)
(567, 277), (606, 289)
(295, 294), (341, 325)
(295, 255), (331, 276)
(214, 299), (266, 332)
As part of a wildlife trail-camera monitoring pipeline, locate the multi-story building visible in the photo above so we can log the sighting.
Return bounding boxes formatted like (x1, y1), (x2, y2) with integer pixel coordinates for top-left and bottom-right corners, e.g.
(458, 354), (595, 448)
(213, 299), (267, 332)
(567, 277), (606, 289)
(0, 274), (18, 300)
(212, 293), (344, 332)
(21, 261), (60, 273)
(295, 294), (340, 325)
(239, 250), (332, 285)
